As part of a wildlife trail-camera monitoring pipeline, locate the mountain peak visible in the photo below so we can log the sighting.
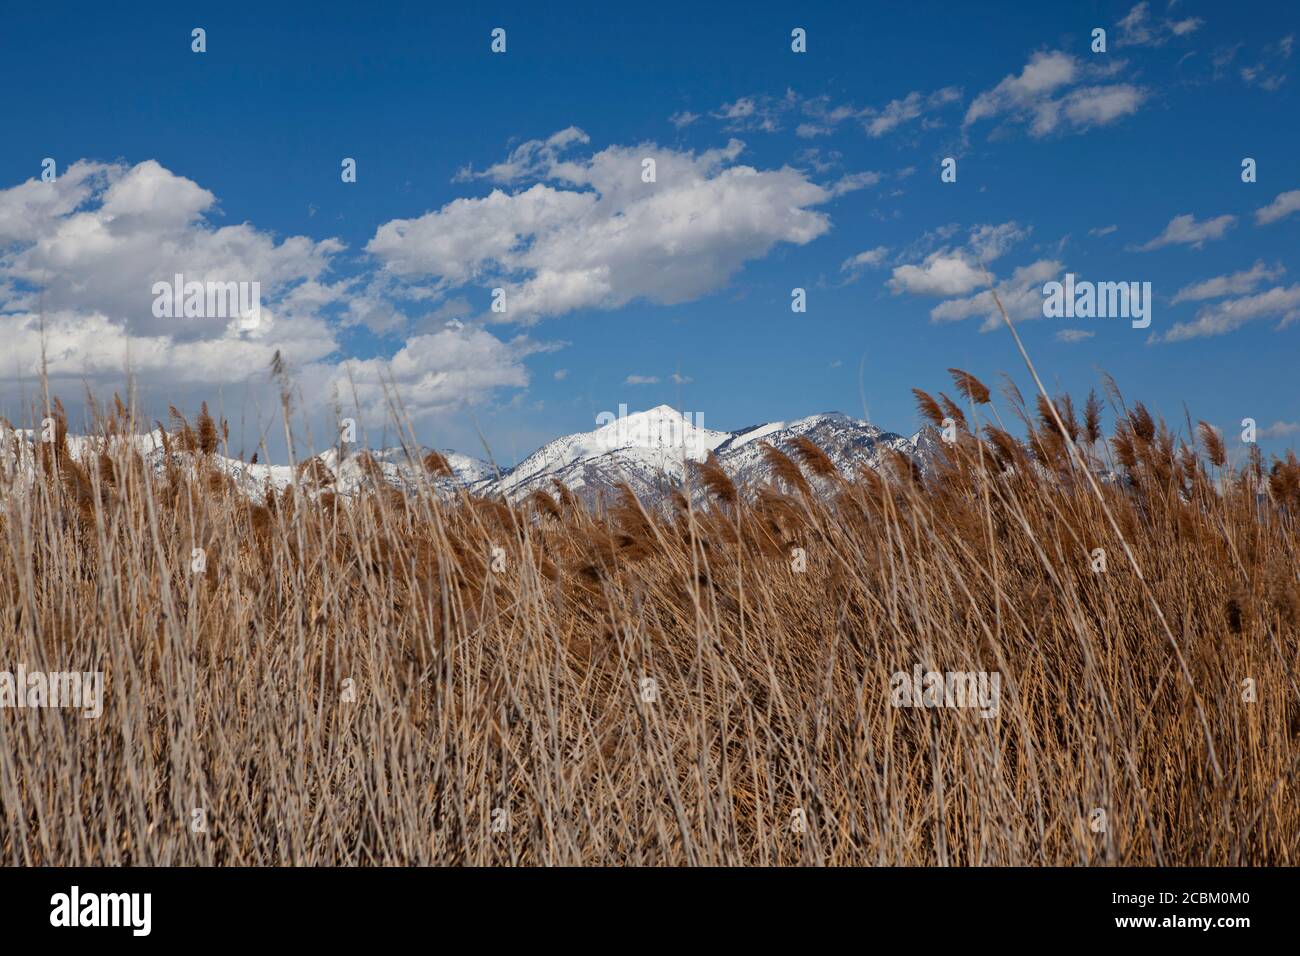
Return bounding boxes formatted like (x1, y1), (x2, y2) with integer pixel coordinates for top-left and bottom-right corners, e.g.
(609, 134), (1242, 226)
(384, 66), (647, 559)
(641, 403), (688, 417)
(588, 404), (723, 454)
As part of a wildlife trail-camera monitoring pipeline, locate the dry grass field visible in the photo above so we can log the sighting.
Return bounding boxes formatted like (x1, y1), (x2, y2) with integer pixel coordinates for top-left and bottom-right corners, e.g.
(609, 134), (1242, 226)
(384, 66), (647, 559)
(1, 366), (1298, 866)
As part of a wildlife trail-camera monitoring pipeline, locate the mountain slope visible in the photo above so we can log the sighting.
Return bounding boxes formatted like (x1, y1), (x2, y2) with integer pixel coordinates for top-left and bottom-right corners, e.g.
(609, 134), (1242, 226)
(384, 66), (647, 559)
(714, 412), (914, 493)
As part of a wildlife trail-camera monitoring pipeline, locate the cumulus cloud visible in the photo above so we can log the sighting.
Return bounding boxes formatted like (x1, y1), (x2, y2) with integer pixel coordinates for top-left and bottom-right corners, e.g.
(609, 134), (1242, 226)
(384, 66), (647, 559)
(1171, 262), (1286, 304)
(0, 161), (110, 243)
(1134, 213), (1237, 251)
(1256, 189), (1300, 225)
(0, 159), (537, 430)
(0, 161), (344, 386)
(366, 184), (597, 287)
(0, 160), (345, 344)
(336, 325), (536, 418)
(929, 259), (1063, 331)
(888, 222), (1028, 299)
(1161, 284), (1300, 341)
(889, 255), (987, 297)
(965, 51), (1145, 137)
(367, 130), (835, 323)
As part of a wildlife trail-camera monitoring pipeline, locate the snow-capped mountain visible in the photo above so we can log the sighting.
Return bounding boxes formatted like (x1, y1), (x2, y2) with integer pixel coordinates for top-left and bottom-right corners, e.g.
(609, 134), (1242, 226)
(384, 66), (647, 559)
(714, 412), (914, 492)
(315, 445), (496, 495)
(475, 406), (925, 508)
(4, 406), (941, 508)
(487, 405), (731, 505)
(0, 427), (489, 503)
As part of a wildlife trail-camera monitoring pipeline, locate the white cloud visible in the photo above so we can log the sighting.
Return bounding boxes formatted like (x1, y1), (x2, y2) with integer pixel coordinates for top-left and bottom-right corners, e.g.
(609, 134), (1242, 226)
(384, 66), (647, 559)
(716, 97), (756, 120)
(0, 161), (110, 244)
(624, 374), (660, 385)
(708, 90), (810, 135)
(669, 111), (700, 129)
(1056, 329), (1095, 343)
(335, 325), (535, 420)
(862, 87), (962, 137)
(0, 308), (326, 389)
(367, 184), (597, 286)
(453, 126), (590, 184)
(965, 50), (1145, 137)
(929, 259), (1063, 330)
(1171, 261), (1286, 304)
(0, 159), (537, 428)
(841, 246), (890, 272)
(1161, 284), (1300, 341)
(968, 222), (1029, 261)
(368, 131), (834, 323)
(711, 92), (796, 133)
(966, 51), (1077, 123)
(705, 87), (963, 140)
(890, 254), (987, 297)
(1134, 213), (1237, 251)
(1261, 421), (1300, 438)
(888, 222), (1028, 298)
(1256, 189), (1300, 225)
(670, 372), (693, 384)
(1089, 224), (1118, 237)
(1061, 85), (1145, 127)
(553, 368), (569, 380)
(1116, 3), (1203, 47)
(828, 170), (883, 197)
(0, 160), (347, 342)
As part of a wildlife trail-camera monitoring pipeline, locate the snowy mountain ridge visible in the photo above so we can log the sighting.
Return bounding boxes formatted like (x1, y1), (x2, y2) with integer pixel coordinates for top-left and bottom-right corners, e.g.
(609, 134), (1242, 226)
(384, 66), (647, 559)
(3, 406), (939, 508)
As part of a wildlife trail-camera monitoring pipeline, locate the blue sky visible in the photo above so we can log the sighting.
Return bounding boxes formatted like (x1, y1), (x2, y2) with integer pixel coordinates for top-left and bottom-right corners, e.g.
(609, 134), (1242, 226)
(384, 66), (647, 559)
(0, 0), (1296, 465)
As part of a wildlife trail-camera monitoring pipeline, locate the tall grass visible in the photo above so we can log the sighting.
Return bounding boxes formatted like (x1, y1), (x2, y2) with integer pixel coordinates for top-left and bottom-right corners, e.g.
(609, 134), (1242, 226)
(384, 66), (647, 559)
(1, 368), (1298, 866)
